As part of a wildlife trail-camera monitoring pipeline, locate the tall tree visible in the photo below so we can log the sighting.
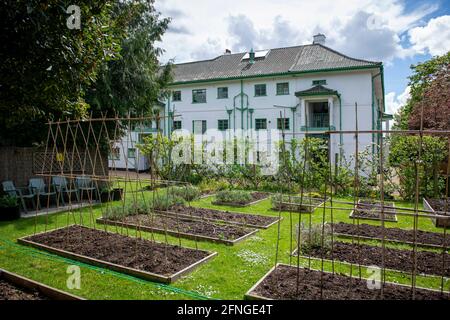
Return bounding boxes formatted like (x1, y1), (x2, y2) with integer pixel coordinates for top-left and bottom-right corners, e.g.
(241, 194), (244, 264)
(0, 1), (127, 146)
(86, 0), (172, 117)
(393, 52), (450, 130)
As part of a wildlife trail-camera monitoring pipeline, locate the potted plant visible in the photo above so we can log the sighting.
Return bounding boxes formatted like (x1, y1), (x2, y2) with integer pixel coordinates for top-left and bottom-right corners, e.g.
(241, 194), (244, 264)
(100, 187), (123, 203)
(0, 195), (20, 221)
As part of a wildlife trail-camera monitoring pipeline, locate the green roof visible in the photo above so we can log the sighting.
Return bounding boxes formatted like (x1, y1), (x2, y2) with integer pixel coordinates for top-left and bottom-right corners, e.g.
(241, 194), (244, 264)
(171, 44), (381, 84)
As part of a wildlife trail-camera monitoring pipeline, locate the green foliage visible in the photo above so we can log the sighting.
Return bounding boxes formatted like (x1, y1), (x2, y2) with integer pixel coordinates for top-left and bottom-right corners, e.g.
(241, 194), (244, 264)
(0, 1), (127, 146)
(215, 190), (252, 204)
(170, 185), (200, 201)
(150, 193), (185, 210)
(197, 179), (230, 194)
(394, 52), (450, 130)
(0, 195), (18, 208)
(389, 135), (447, 199)
(297, 223), (332, 255)
(86, 0), (172, 117)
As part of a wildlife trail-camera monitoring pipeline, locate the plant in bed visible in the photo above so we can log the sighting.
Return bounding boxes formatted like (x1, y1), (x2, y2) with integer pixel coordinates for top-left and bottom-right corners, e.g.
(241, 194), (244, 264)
(214, 190), (252, 205)
(169, 185), (200, 201)
(0, 195), (20, 221)
(295, 223), (332, 255)
(271, 194), (323, 213)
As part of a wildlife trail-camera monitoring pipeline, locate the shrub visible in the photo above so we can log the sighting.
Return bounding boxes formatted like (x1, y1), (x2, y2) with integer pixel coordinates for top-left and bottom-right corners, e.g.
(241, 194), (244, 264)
(170, 185), (200, 201)
(215, 190), (252, 204)
(296, 223), (332, 255)
(197, 179), (229, 194)
(103, 202), (150, 220)
(150, 194), (185, 210)
(0, 195), (18, 208)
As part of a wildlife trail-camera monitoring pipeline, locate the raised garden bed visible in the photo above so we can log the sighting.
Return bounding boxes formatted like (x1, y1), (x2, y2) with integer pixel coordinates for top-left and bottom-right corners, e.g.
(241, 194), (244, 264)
(295, 241), (450, 277)
(0, 268), (83, 300)
(271, 195), (326, 213)
(97, 213), (258, 245)
(349, 200), (397, 222)
(212, 192), (269, 207)
(156, 205), (280, 229)
(333, 222), (450, 248)
(18, 225), (217, 284)
(423, 198), (450, 228)
(245, 264), (448, 300)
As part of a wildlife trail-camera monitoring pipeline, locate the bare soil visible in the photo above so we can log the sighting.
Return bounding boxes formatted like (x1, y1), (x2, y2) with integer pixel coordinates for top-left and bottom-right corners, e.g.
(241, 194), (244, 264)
(304, 241), (450, 277)
(0, 279), (46, 300)
(333, 222), (450, 247)
(161, 205), (278, 228)
(350, 201), (397, 222)
(110, 213), (255, 241)
(24, 225), (210, 276)
(427, 198), (450, 213)
(272, 197), (325, 213)
(250, 264), (448, 300)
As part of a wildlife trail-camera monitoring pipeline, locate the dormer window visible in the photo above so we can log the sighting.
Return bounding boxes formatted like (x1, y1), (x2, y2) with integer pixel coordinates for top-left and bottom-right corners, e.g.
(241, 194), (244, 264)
(241, 49), (270, 61)
(312, 80), (327, 86)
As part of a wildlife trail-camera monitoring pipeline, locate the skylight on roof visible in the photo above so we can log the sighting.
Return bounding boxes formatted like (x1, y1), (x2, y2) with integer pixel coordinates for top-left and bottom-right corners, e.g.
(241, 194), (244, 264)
(241, 49), (270, 60)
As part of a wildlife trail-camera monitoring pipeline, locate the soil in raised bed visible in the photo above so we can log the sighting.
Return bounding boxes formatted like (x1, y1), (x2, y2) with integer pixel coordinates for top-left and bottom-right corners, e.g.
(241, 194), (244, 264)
(24, 225), (210, 276)
(160, 205), (278, 228)
(250, 264), (448, 300)
(333, 222), (450, 247)
(427, 198), (450, 213)
(350, 201), (397, 222)
(272, 196), (325, 213)
(214, 192), (269, 206)
(0, 279), (47, 300)
(302, 241), (450, 277)
(105, 213), (255, 241)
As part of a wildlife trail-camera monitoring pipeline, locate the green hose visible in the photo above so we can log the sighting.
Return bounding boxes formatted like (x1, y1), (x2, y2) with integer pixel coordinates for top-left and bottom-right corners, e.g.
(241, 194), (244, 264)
(0, 237), (215, 300)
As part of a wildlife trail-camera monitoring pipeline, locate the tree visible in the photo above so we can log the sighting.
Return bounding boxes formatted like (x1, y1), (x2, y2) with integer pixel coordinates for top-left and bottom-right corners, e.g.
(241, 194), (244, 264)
(0, 1), (126, 146)
(86, 0), (172, 118)
(393, 52), (450, 130)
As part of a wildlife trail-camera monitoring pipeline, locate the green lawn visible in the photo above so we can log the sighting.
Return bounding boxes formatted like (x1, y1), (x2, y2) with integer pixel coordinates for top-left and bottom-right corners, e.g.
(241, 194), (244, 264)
(0, 187), (449, 300)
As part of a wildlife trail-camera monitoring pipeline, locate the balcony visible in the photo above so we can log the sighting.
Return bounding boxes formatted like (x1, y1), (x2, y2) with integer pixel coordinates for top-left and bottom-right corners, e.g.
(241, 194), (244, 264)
(301, 113), (335, 131)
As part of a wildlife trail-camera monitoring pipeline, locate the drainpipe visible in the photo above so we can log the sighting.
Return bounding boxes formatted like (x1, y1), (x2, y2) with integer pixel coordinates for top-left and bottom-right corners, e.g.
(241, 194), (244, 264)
(291, 107), (297, 139)
(337, 93), (343, 161)
(240, 79), (244, 131)
(372, 71), (382, 158)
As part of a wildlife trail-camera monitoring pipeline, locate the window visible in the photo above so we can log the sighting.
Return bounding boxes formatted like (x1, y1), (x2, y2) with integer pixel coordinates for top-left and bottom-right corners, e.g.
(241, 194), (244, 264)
(217, 87), (228, 99)
(255, 118), (267, 130)
(173, 120), (182, 130)
(277, 118), (290, 130)
(276, 82), (289, 95)
(173, 91), (181, 101)
(312, 79), (327, 86)
(109, 147), (120, 161)
(193, 120), (207, 134)
(254, 84), (267, 97)
(192, 89), (206, 103)
(128, 148), (136, 158)
(218, 119), (229, 131)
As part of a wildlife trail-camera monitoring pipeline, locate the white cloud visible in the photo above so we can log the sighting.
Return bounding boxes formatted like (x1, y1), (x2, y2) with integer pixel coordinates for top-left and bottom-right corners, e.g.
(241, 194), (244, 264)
(155, 0), (441, 63)
(408, 15), (450, 56)
(385, 86), (410, 115)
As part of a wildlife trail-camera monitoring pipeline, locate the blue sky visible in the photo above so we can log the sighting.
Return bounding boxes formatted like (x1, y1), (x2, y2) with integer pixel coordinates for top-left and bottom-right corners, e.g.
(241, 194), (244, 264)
(155, 0), (450, 114)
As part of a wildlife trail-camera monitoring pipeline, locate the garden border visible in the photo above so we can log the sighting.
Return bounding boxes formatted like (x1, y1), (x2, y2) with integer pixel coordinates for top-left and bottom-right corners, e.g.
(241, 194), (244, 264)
(270, 196), (327, 214)
(423, 198), (450, 228)
(96, 217), (259, 246)
(17, 226), (218, 284)
(154, 209), (281, 229)
(0, 268), (84, 300)
(244, 263), (448, 300)
(349, 200), (398, 222)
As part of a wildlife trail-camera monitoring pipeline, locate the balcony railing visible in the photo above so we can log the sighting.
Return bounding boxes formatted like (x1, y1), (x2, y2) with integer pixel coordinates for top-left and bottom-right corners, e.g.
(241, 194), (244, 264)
(310, 113), (329, 128)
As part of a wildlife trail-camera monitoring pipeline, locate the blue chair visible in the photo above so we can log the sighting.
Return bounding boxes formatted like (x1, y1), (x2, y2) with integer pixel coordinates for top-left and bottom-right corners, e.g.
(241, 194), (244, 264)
(52, 176), (80, 205)
(29, 178), (57, 209)
(75, 176), (98, 201)
(2, 181), (36, 213)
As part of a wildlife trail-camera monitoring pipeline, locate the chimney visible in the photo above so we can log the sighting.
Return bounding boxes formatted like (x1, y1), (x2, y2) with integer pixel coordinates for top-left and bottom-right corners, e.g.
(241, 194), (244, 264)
(313, 33), (326, 45)
(249, 48), (255, 64)
(224, 49), (231, 55)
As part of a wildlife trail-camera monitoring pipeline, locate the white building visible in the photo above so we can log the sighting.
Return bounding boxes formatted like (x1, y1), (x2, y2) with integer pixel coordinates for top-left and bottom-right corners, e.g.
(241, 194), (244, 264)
(113, 34), (392, 171)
